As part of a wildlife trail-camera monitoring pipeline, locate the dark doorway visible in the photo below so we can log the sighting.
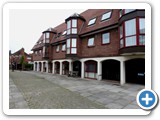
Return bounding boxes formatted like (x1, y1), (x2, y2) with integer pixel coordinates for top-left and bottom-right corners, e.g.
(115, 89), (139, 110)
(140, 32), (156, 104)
(125, 58), (145, 85)
(62, 61), (69, 75)
(48, 62), (52, 73)
(55, 62), (60, 74)
(102, 60), (120, 81)
(73, 61), (81, 77)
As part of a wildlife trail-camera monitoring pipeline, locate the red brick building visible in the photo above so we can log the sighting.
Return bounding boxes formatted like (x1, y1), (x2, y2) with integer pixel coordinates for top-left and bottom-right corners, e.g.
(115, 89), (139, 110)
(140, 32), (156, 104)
(10, 48), (33, 69)
(32, 9), (145, 85)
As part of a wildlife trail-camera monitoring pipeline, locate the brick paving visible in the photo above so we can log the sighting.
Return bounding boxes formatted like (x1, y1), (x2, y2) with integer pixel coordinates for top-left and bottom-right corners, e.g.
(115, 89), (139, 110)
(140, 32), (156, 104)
(9, 70), (144, 109)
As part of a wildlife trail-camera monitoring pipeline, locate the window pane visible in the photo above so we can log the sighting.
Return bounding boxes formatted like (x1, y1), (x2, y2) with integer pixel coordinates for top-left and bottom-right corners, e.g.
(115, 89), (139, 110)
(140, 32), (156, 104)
(67, 20), (71, 29)
(72, 28), (77, 34)
(67, 39), (70, 47)
(67, 29), (70, 35)
(46, 39), (49, 43)
(86, 64), (95, 72)
(139, 35), (145, 45)
(72, 38), (77, 47)
(139, 18), (145, 34)
(88, 38), (94, 46)
(120, 39), (123, 48)
(120, 25), (123, 38)
(119, 10), (123, 18)
(56, 45), (59, 52)
(88, 18), (96, 26)
(125, 36), (136, 46)
(46, 33), (50, 38)
(101, 11), (112, 21)
(125, 19), (136, 36)
(62, 44), (66, 51)
(124, 9), (135, 14)
(67, 48), (70, 54)
(71, 48), (77, 54)
(62, 30), (66, 35)
(102, 33), (110, 44)
(72, 19), (77, 27)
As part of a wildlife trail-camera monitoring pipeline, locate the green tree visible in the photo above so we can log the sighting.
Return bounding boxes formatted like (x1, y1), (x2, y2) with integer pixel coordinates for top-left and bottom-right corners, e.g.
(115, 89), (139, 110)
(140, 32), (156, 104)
(20, 55), (25, 70)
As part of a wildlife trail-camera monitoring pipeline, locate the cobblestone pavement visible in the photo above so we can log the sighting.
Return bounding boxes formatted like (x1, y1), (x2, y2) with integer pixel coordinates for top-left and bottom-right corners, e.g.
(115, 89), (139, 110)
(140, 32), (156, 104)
(9, 71), (144, 109)
(9, 71), (104, 109)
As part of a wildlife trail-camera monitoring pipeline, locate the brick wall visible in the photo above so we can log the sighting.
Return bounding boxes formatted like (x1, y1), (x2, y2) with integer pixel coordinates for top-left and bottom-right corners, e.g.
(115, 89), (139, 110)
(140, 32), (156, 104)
(80, 28), (119, 58)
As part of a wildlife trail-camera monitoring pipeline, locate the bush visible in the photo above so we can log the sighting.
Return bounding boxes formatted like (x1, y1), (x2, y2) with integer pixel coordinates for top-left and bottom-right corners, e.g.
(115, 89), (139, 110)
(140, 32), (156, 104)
(24, 63), (33, 70)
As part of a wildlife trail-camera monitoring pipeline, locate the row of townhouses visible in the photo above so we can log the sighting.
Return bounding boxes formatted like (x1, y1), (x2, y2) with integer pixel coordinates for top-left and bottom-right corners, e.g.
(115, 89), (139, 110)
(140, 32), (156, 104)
(31, 9), (145, 85)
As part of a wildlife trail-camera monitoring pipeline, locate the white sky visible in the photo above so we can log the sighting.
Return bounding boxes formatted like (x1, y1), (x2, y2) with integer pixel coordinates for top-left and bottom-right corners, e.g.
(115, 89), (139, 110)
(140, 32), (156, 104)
(9, 9), (86, 54)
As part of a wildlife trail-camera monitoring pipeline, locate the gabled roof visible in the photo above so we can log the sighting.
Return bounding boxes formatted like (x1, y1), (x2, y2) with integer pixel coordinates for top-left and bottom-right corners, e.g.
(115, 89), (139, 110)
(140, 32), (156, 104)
(31, 34), (44, 50)
(12, 48), (30, 57)
(32, 9), (119, 50)
(79, 9), (119, 35)
(50, 23), (66, 44)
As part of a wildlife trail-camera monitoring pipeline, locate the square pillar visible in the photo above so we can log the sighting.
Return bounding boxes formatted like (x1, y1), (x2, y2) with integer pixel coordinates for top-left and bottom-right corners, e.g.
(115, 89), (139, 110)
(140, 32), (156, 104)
(69, 61), (73, 72)
(120, 61), (126, 85)
(41, 62), (43, 72)
(81, 61), (84, 79)
(46, 62), (48, 73)
(60, 61), (62, 75)
(52, 62), (55, 74)
(33, 62), (36, 71)
(97, 61), (102, 80)
(37, 62), (39, 71)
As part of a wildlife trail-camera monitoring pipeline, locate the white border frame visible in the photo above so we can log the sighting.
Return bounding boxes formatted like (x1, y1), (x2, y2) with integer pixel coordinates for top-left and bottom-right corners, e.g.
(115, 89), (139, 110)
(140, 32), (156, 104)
(3, 3), (151, 115)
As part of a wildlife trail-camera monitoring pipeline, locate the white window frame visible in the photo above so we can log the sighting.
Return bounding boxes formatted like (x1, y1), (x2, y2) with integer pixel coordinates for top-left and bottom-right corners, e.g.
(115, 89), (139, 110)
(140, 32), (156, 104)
(88, 37), (95, 46)
(88, 18), (96, 26)
(56, 45), (60, 52)
(101, 11), (112, 21)
(102, 33), (110, 44)
(62, 44), (66, 51)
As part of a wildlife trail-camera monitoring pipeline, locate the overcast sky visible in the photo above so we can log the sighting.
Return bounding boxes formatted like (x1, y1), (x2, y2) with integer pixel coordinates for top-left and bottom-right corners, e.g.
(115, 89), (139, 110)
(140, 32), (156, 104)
(9, 9), (86, 54)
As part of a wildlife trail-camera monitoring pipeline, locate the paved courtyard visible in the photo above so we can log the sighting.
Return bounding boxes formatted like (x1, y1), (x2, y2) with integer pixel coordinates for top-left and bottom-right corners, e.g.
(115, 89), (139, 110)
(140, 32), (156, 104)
(9, 70), (144, 109)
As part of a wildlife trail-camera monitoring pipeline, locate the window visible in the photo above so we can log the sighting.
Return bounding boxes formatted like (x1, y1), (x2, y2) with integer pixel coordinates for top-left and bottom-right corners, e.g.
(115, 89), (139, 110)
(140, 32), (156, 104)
(72, 19), (77, 27)
(45, 33), (50, 38)
(85, 61), (97, 79)
(86, 64), (96, 72)
(66, 38), (77, 54)
(62, 44), (66, 51)
(124, 9), (136, 14)
(139, 18), (145, 45)
(88, 37), (94, 46)
(62, 30), (66, 35)
(42, 47), (45, 57)
(139, 18), (145, 34)
(66, 39), (70, 54)
(88, 18), (96, 26)
(102, 33), (110, 44)
(71, 39), (77, 54)
(119, 18), (145, 48)
(119, 9), (123, 18)
(56, 45), (60, 52)
(101, 11), (112, 21)
(125, 19), (136, 46)
(67, 19), (77, 35)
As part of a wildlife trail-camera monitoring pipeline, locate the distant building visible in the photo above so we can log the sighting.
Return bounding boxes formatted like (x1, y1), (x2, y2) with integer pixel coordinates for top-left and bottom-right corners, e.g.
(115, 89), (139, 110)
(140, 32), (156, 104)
(31, 9), (145, 85)
(9, 48), (33, 70)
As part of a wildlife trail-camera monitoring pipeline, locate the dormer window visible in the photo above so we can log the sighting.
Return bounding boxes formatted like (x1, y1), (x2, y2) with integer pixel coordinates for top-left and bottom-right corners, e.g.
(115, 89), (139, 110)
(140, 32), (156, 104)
(45, 33), (50, 39)
(67, 19), (77, 35)
(88, 18), (96, 26)
(101, 11), (112, 21)
(62, 30), (67, 35)
(124, 9), (136, 14)
(43, 32), (50, 43)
